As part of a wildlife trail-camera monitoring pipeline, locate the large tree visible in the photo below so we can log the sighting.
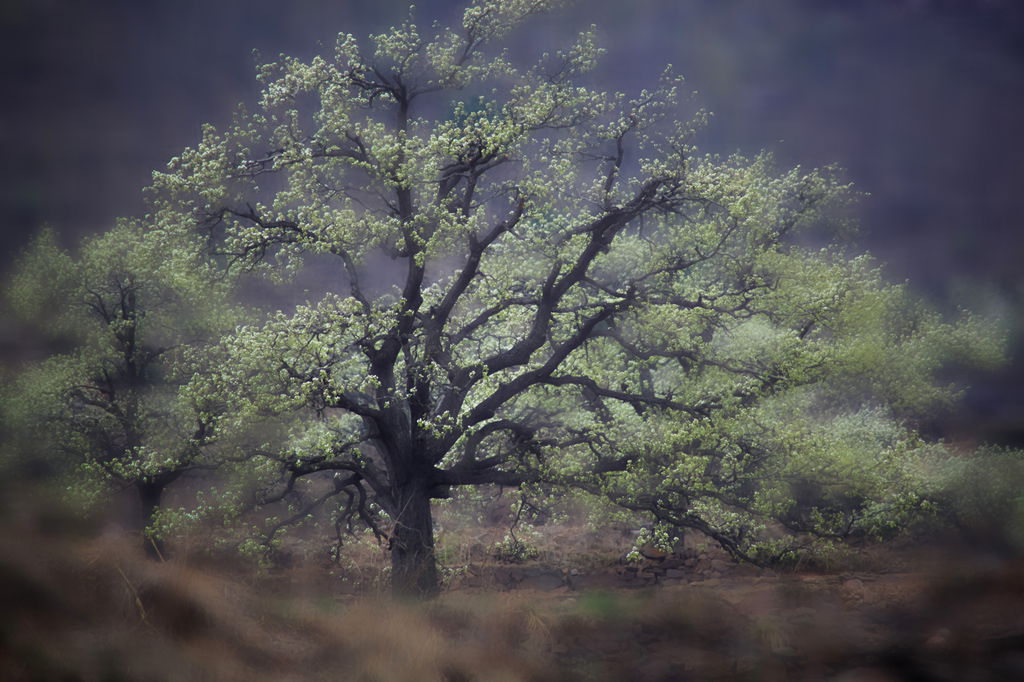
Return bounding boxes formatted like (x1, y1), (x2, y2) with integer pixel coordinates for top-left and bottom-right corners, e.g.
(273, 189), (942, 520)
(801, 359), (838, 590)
(139, 0), (997, 594)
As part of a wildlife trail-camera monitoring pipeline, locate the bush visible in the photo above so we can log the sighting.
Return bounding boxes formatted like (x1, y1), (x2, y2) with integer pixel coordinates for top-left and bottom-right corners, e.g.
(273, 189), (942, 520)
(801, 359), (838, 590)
(926, 446), (1024, 554)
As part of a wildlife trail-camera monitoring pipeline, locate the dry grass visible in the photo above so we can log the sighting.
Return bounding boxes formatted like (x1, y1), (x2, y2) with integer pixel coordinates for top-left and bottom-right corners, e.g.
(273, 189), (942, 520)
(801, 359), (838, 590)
(2, 482), (1024, 681)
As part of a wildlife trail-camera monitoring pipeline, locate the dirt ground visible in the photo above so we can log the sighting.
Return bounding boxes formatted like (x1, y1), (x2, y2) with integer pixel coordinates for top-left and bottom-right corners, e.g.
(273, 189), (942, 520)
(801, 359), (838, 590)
(2, 505), (1023, 682)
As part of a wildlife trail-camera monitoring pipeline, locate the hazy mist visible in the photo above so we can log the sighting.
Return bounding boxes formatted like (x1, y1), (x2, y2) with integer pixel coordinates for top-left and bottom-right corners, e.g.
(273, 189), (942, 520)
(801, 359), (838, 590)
(2, 0), (1022, 440)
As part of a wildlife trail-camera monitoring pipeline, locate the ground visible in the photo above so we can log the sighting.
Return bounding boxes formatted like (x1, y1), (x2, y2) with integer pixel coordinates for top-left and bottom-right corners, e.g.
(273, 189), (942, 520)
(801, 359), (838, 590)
(2, 493), (1023, 681)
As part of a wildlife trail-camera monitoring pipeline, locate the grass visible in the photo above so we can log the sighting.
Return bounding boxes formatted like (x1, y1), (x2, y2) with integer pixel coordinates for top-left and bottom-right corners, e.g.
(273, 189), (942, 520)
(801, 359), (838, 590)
(3, 489), (1024, 681)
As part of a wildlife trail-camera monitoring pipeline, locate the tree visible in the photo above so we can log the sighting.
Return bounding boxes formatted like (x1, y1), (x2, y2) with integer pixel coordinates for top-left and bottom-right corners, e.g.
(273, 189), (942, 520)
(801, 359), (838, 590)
(3, 223), (245, 557)
(130, 0), (997, 594)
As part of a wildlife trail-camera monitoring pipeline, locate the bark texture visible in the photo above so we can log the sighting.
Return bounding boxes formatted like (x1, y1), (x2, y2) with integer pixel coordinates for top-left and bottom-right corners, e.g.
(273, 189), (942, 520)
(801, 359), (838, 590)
(389, 479), (439, 597)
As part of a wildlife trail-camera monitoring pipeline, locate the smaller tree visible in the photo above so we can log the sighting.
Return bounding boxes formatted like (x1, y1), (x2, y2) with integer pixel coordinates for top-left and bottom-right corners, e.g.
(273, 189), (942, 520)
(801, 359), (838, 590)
(3, 223), (244, 557)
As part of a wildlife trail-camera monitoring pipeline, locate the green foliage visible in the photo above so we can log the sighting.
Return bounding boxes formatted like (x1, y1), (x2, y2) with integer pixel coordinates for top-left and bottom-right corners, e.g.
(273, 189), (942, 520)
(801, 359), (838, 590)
(146, 0), (1005, 574)
(1, 219), (258, 541)
(491, 531), (541, 563)
(922, 446), (1024, 553)
(3, 0), (1008, 587)
(625, 525), (678, 563)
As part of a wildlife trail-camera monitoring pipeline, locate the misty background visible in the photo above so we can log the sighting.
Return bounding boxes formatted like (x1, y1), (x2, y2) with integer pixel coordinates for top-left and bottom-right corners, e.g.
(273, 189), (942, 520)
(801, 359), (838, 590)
(1, 0), (1021, 444)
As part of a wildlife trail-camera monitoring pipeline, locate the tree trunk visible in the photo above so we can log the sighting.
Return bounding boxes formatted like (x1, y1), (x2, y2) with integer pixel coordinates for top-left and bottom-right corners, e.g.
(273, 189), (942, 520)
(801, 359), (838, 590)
(390, 478), (440, 597)
(138, 481), (167, 560)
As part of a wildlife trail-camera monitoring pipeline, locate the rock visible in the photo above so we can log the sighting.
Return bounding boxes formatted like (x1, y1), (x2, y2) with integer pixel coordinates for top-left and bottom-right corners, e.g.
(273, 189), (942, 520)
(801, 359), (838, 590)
(639, 546), (668, 560)
(569, 572), (625, 591)
(665, 569), (687, 579)
(492, 567), (512, 585)
(733, 563), (761, 577)
(492, 566), (523, 587)
(787, 607), (819, 624)
(925, 627), (952, 649)
(831, 667), (903, 682)
(842, 578), (865, 599)
(519, 572), (564, 591)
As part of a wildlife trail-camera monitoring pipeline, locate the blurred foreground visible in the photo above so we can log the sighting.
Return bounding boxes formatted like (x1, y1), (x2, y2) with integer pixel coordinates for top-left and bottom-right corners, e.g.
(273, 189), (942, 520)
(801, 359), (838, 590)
(2, 492), (1023, 682)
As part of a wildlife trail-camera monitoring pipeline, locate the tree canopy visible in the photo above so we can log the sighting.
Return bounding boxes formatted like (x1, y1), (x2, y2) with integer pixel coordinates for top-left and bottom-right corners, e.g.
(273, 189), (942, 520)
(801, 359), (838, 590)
(3, 0), (1003, 596)
(3, 223), (247, 556)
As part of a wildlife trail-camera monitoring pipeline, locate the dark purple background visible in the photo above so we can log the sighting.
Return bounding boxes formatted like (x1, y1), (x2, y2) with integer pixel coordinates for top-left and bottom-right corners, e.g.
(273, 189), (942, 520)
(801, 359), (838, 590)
(2, 0), (1022, 442)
